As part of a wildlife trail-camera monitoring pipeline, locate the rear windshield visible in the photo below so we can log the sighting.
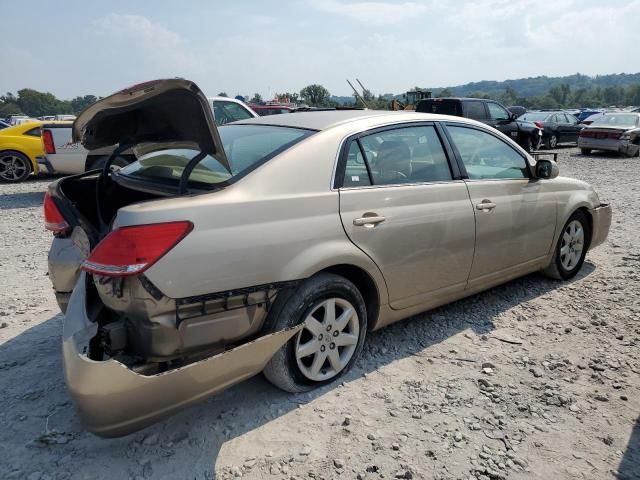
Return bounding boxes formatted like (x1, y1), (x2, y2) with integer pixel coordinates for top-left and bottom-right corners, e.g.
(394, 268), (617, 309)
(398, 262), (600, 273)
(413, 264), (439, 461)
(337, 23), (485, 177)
(590, 114), (638, 128)
(519, 112), (550, 121)
(118, 125), (313, 189)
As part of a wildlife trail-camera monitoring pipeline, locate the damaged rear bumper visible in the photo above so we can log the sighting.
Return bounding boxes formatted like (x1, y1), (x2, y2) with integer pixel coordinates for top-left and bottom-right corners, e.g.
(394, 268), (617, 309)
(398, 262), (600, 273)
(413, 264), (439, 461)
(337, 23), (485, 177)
(63, 273), (301, 437)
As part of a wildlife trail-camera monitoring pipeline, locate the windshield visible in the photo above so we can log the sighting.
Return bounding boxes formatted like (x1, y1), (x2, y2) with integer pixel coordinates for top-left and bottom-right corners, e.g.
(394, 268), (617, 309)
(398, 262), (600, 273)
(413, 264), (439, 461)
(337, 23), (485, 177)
(519, 112), (550, 121)
(119, 125), (313, 188)
(591, 114), (639, 128)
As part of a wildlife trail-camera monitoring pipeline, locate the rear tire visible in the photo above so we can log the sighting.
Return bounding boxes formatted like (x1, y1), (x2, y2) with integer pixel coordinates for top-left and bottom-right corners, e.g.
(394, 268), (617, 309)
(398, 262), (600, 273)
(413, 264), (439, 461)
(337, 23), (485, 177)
(542, 210), (590, 280)
(263, 273), (367, 393)
(0, 150), (32, 183)
(580, 148), (592, 155)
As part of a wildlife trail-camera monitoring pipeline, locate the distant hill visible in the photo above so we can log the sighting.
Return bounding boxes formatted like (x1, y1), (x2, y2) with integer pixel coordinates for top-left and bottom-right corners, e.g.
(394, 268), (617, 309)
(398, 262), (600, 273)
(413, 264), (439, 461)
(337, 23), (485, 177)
(331, 72), (640, 105)
(437, 72), (640, 97)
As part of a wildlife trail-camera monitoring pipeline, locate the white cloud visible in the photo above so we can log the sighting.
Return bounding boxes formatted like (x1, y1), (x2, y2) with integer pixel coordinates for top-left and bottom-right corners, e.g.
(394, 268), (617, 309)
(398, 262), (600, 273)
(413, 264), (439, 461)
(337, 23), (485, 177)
(308, 0), (433, 25)
(92, 14), (201, 73)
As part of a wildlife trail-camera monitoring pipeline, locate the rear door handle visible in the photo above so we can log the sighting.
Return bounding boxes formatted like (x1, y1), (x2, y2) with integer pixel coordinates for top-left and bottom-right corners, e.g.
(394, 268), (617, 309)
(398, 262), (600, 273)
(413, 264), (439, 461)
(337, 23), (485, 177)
(353, 215), (386, 226)
(476, 201), (496, 211)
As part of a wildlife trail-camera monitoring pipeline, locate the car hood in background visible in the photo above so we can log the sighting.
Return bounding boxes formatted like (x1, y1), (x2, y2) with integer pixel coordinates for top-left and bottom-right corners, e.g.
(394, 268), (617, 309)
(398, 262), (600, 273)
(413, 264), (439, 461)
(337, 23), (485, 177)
(72, 79), (229, 171)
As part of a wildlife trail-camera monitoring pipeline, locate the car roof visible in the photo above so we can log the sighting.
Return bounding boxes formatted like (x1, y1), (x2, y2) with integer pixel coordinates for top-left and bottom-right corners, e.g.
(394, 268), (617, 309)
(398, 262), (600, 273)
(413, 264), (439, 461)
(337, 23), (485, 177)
(235, 109), (462, 131)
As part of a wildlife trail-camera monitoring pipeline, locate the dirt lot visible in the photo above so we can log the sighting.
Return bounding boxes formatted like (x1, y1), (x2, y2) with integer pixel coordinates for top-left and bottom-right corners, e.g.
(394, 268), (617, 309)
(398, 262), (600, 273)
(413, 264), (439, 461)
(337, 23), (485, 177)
(0, 147), (638, 480)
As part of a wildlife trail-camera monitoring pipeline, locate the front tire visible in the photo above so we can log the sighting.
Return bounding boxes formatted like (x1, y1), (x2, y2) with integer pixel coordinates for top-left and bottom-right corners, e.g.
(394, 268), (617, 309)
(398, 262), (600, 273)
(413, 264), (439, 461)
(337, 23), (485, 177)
(542, 210), (590, 280)
(0, 151), (32, 183)
(263, 273), (367, 393)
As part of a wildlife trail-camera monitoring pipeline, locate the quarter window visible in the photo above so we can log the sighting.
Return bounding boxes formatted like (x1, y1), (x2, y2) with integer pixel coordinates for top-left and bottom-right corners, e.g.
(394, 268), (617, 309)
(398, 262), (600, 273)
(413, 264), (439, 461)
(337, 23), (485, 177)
(342, 125), (451, 187)
(447, 125), (528, 180)
(24, 127), (42, 137)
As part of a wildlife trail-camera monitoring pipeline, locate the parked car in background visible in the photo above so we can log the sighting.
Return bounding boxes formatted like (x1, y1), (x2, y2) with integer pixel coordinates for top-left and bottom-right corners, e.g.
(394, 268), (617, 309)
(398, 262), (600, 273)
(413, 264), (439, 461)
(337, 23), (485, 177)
(0, 121), (43, 182)
(518, 111), (583, 148)
(580, 112), (604, 126)
(0, 120), (10, 129)
(575, 109), (603, 123)
(250, 104), (297, 116)
(208, 96), (258, 124)
(416, 97), (542, 152)
(39, 121), (135, 175)
(55, 114), (76, 121)
(45, 79), (611, 436)
(578, 112), (640, 157)
(507, 105), (527, 117)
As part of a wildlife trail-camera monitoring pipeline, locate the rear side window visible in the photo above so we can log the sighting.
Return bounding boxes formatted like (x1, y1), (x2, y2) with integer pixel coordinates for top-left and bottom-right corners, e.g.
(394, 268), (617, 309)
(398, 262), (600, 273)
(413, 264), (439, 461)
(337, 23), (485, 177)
(463, 101), (487, 120)
(119, 125), (313, 188)
(447, 125), (528, 180)
(416, 100), (461, 116)
(24, 127), (42, 137)
(341, 125), (451, 187)
(212, 101), (254, 125)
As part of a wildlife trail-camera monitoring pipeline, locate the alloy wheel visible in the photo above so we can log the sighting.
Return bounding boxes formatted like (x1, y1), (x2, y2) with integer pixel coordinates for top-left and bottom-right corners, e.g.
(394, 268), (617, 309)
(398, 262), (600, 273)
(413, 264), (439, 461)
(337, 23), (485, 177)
(549, 135), (558, 149)
(295, 297), (360, 382)
(0, 155), (28, 181)
(560, 220), (584, 271)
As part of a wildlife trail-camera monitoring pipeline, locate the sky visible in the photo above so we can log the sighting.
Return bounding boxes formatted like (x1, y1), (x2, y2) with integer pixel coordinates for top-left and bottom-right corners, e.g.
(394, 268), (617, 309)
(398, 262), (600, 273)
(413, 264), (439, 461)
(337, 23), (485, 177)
(1, 0), (639, 100)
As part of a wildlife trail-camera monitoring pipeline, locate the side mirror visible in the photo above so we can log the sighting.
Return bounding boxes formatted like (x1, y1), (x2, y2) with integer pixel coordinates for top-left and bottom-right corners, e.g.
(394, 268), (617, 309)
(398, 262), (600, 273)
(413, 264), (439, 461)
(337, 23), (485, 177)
(535, 159), (559, 179)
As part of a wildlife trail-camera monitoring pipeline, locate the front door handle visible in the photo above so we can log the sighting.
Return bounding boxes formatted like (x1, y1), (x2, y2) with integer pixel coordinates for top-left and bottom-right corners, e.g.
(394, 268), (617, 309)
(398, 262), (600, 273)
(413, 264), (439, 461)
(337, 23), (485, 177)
(476, 200), (496, 211)
(353, 215), (386, 227)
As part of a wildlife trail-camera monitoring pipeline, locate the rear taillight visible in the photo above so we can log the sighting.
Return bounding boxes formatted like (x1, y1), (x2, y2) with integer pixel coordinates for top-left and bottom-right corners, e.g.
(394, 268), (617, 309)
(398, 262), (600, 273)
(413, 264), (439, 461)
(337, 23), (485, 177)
(42, 129), (55, 154)
(81, 221), (193, 277)
(534, 121), (544, 129)
(44, 192), (70, 234)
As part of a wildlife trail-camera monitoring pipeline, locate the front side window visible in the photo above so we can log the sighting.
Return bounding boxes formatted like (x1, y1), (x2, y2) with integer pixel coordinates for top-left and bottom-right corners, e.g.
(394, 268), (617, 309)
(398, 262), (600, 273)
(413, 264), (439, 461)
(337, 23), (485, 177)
(447, 125), (528, 180)
(212, 101), (254, 125)
(119, 125), (312, 188)
(342, 125), (451, 187)
(487, 102), (510, 121)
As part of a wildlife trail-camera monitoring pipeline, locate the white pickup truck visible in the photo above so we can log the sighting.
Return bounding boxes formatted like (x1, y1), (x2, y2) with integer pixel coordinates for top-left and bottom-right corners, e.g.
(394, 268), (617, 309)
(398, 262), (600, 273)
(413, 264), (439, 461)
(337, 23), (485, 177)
(38, 96), (257, 175)
(38, 121), (134, 175)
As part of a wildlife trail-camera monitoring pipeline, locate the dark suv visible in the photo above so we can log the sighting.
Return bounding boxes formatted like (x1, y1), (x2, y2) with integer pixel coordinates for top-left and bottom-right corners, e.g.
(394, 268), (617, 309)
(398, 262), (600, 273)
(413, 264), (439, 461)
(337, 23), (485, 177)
(416, 98), (542, 152)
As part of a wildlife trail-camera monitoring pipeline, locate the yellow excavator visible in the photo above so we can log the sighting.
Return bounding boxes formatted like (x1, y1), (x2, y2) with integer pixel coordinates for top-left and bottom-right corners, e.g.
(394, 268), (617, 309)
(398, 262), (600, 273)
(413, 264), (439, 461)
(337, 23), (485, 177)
(390, 88), (432, 111)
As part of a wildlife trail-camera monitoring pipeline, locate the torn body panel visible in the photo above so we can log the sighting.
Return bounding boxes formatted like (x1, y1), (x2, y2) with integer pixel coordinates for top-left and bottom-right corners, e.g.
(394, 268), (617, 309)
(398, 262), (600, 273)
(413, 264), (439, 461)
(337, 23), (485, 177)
(63, 273), (302, 437)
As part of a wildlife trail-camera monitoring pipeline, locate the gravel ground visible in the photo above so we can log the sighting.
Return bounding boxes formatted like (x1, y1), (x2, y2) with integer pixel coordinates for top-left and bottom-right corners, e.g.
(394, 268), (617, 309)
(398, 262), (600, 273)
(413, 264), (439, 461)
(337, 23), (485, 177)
(0, 147), (638, 480)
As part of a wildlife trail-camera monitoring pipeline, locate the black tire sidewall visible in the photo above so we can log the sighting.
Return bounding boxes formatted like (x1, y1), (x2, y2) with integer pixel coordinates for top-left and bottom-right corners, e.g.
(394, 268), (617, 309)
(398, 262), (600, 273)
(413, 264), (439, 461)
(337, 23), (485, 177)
(269, 273), (367, 389)
(0, 151), (32, 183)
(553, 211), (590, 280)
(546, 134), (557, 149)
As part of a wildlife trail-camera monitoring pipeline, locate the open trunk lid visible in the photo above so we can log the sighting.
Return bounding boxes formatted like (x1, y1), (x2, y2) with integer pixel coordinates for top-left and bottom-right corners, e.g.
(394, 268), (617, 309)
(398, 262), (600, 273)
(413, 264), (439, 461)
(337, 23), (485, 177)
(73, 78), (229, 171)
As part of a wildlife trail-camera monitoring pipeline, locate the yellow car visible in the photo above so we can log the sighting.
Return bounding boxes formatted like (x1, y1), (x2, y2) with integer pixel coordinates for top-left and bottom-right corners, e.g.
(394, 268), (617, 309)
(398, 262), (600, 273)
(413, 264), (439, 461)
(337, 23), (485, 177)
(0, 121), (43, 182)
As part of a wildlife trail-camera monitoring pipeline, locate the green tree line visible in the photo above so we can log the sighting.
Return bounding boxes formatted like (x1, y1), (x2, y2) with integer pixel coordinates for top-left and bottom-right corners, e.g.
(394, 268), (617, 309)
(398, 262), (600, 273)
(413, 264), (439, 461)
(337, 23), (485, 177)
(0, 90), (99, 117)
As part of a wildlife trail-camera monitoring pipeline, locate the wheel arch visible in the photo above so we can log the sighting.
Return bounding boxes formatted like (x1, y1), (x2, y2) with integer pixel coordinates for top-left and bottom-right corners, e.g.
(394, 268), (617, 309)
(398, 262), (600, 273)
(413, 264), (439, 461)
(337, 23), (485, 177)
(0, 148), (36, 177)
(318, 263), (381, 331)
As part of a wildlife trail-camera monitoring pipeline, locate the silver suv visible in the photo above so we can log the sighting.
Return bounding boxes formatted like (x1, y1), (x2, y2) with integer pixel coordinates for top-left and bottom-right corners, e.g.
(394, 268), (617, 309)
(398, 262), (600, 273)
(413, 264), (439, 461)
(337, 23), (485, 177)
(45, 79), (611, 437)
